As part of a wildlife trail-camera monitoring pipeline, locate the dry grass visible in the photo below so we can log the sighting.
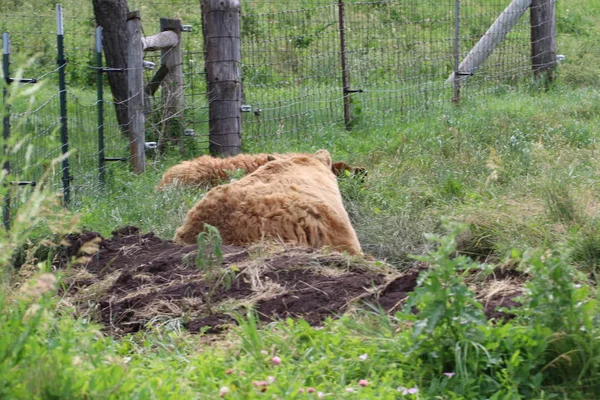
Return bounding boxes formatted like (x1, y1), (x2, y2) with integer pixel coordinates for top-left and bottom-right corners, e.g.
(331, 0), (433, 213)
(476, 278), (523, 304)
(68, 271), (120, 303)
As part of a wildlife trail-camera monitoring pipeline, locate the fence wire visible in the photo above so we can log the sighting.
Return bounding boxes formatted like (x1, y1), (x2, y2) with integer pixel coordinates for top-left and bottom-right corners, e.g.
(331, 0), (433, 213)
(241, 0), (539, 141)
(0, 0), (210, 206)
(1, 0), (555, 210)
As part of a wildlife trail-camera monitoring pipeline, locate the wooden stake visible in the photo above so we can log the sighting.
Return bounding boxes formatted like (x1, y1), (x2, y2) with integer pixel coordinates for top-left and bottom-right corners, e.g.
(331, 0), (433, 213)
(531, 0), (556, 82)
(447, 0), (531, 83)
(202, 0), (242, 156)
(126, 11), (146, 174)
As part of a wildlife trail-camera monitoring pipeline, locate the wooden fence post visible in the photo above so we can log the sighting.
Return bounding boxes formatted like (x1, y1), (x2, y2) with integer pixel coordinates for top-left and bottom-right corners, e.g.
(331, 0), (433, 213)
(530, 0), (556, 82)
(447, 0), (531, 83)
(126, 11), (146, 174)
(160, 19), (184, 142)
(158, 18), (184, 151)
(202, 0), (242, 157)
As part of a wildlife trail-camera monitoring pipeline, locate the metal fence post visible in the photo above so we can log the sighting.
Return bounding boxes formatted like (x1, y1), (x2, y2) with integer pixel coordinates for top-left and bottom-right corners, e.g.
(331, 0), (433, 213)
(337, 0), (352, 130)
(2, 32), (11, 230)
(96, 26), (106, 185)
(452, 0), (461, 104)
(56, 4), (71, 204)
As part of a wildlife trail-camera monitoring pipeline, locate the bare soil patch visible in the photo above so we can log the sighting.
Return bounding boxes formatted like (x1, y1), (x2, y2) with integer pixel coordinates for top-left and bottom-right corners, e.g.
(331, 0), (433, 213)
(57, 227), (522, 336)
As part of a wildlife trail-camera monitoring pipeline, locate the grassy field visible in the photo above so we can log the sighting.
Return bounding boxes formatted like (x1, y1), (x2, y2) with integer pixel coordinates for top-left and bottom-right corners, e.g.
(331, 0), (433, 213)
(4, 83), (600, 399)
(2, 0), (600, 399)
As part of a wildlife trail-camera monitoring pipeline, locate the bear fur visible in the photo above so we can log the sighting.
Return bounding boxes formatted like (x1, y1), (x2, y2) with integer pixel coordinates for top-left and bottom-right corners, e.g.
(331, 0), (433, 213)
(156, 152), (366, 191)
(173, 150), (362, 255)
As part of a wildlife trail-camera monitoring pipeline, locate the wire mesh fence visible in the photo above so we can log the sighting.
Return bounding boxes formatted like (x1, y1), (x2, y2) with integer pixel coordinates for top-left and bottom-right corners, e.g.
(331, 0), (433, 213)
(0, 0), (556, 220)
(241, 0), (539, 142)
(0, 0), (211, 212)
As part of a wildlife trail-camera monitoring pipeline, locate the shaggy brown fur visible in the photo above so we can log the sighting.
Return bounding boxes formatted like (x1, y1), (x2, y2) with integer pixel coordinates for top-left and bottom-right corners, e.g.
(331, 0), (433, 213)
(156, 152), (365, 191)
(173, 150), (362, 255)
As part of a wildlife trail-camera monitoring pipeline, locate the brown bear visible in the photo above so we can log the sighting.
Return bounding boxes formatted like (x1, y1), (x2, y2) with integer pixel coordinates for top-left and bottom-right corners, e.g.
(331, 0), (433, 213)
(156, 152), (366, 191)
(173, 149), (362, 255)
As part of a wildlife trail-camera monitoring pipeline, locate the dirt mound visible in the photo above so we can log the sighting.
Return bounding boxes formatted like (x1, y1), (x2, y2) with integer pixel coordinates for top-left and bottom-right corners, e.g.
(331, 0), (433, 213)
(58, 228), (522, 336)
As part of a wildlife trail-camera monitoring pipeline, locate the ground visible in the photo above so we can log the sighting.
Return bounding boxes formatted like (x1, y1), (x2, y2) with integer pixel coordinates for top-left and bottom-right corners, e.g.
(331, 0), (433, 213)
(56, 227), (523, 336)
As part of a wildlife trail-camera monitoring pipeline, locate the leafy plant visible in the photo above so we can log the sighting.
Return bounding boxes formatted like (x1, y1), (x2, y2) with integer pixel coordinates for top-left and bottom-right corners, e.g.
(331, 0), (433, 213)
(195, 223), (236, 315)
(399, 221), (565, 397)
(512, 247), (600, 389)
(405, 220), (488, 340)
(403, 220), (490, 380)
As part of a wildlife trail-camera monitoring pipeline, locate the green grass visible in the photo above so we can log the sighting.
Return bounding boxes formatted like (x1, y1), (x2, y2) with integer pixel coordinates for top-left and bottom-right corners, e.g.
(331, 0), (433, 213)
(2, 0), (600, 398)
(6, 61), (600, 400)
(2, 223), (599, 399)
(41, 82), (600, 399)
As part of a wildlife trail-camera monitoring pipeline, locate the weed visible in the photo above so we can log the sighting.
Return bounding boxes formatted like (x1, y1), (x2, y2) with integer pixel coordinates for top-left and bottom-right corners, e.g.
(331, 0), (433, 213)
(512, 247), (600, 392)
(403, 220), (489, 364)
(195, 224), (236, 315)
